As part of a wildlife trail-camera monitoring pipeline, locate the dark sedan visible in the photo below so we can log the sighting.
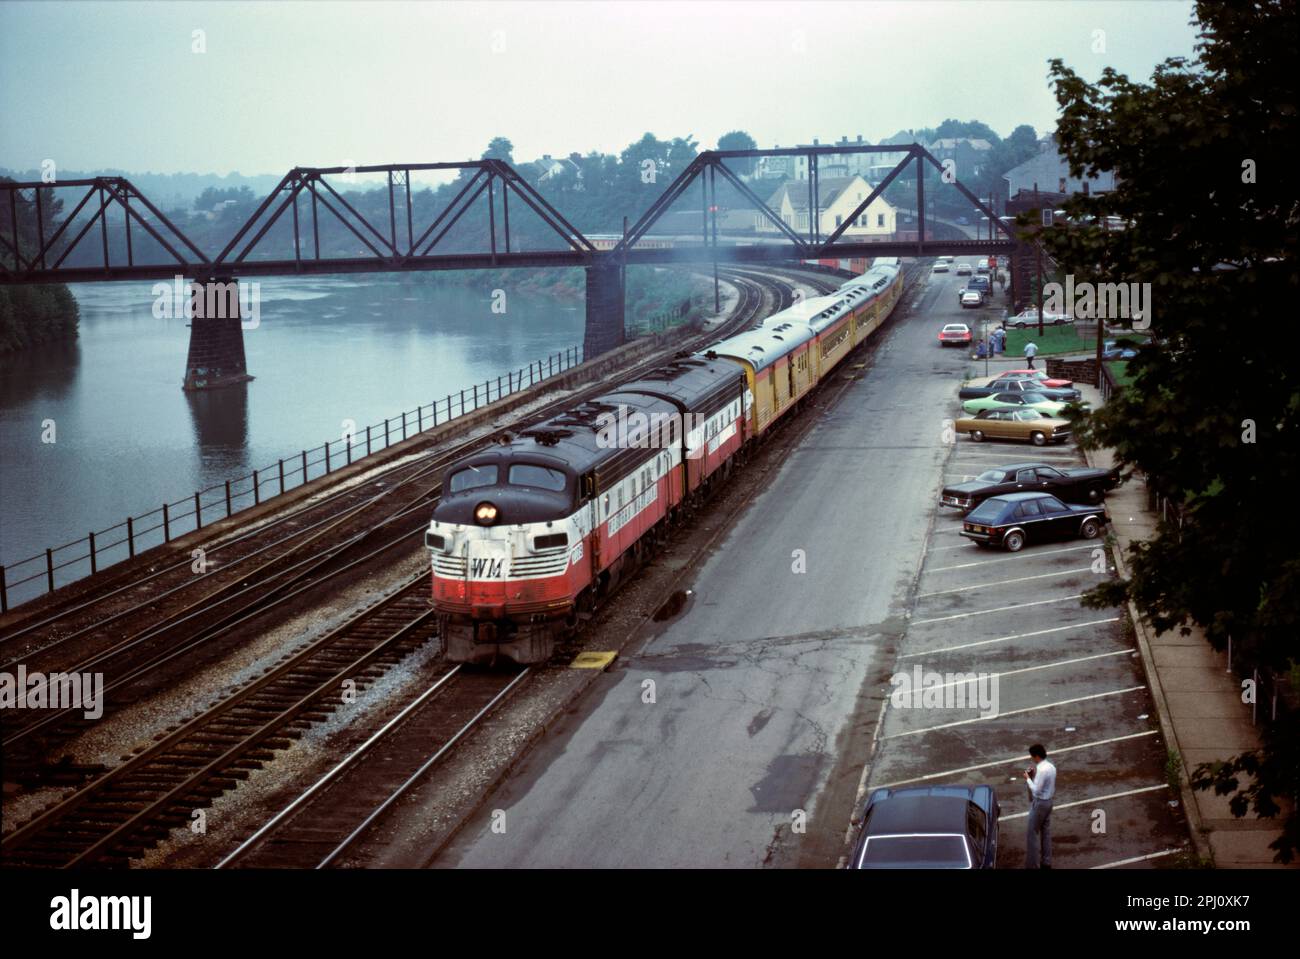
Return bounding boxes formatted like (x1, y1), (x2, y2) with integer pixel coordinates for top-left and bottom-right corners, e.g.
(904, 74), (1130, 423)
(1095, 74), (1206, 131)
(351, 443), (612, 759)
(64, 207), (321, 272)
(941, 462), (1119, 511)
(958, 377), (1081, 403)
(851, 785), (1000, 869)
(961, 492), (1108, 551)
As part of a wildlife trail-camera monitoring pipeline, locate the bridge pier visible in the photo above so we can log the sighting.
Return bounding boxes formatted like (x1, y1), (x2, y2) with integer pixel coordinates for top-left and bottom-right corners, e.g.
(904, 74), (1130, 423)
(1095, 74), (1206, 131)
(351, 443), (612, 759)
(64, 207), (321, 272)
(583, 263), (625, 359)
(183, 277), (254, 391)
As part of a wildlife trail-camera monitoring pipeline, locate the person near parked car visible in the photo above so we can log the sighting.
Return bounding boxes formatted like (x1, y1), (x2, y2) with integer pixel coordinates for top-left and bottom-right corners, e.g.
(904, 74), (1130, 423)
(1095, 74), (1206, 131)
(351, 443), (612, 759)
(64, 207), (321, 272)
(1025, 743), (1056, 869)
(1024, 341), (1038, 369)
(975, 339), (988, 359)
(992, 326), (1005, 354)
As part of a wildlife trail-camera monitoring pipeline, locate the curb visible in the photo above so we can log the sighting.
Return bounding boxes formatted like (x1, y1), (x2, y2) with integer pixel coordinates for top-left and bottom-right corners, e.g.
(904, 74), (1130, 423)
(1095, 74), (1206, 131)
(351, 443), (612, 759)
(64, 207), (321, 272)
(1081, 442), (1213, 867)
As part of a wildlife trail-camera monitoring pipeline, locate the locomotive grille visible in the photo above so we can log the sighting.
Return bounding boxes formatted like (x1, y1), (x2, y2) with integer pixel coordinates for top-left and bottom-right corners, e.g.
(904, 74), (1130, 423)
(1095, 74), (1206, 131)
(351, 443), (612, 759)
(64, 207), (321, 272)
(508, 552), (571, 579)
(433, 554), (467, 577)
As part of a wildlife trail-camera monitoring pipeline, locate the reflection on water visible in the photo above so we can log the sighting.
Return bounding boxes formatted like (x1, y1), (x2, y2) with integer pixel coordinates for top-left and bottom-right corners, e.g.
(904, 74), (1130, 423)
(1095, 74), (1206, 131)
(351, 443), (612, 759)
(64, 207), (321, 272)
(0, 273), (583, 567)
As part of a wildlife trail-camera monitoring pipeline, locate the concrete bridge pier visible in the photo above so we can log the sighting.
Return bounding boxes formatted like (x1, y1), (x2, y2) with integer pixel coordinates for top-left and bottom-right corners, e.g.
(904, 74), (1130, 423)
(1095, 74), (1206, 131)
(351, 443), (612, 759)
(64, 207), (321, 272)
(183, 276), (254, 391)
(583, 263), (625, 359)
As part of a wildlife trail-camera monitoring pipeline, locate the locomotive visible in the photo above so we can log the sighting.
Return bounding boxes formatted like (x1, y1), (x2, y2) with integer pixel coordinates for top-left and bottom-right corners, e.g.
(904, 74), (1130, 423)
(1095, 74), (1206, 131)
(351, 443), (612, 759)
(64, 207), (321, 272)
(426, 262), (904, 664)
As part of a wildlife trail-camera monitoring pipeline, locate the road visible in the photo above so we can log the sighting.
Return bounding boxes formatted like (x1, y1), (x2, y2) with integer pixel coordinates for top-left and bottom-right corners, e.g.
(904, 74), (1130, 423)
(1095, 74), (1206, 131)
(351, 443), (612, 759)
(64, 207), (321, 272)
(434, 264), (1187, 868)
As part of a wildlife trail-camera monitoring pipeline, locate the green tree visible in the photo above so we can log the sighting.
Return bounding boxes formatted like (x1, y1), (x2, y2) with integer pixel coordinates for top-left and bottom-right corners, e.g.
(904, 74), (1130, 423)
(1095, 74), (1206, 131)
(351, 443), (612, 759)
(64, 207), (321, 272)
(717, 130), (758, 176)
(1044, 0), (1298, 861)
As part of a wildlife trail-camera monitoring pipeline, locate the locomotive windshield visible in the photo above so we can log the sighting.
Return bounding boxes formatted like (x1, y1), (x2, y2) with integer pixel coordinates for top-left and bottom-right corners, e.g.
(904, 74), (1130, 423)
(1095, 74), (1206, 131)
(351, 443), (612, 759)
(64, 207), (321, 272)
(449, 464), (498, 492)
(508, 464), (568, 491)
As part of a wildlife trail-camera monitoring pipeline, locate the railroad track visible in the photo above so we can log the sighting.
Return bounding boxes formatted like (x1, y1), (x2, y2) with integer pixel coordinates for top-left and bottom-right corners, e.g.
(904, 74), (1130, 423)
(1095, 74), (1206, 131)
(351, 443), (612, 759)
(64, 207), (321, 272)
(0, 577), (439, 868)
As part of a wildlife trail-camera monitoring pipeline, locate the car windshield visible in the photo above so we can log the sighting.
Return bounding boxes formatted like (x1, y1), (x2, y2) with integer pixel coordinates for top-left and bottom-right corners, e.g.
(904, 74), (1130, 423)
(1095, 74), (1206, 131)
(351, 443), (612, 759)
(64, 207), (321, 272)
(976, 469), (1006, 483)
(860, 835), (970, 868)
(449, 464), (498, 492)
(944, 325), (967, 332)
(1015, 410), (1045, 420)
(508, 464), (567, 491)
(967, 499), (1008, 523)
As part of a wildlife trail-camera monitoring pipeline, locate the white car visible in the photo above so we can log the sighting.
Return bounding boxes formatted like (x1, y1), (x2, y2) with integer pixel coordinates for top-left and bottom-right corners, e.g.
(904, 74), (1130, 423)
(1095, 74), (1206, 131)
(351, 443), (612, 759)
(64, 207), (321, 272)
(938, 255), (955, 262)
(1009, 307), (1073, 328)
(955, 262), (972, 275)
(933, 261), (950, 273)
(960, 291), (983, 308)
(976, 258), (990, 274)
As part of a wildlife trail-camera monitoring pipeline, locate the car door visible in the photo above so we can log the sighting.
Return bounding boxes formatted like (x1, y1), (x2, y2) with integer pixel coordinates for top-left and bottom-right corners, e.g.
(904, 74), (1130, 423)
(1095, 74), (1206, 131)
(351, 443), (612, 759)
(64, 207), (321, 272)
(1014, 467), (1037, 491)
(1036, 466), (1070, 497)
(987, 411), (1016, 440)
(1036, 495), (1073, 537)
(1015, 497), (1045, 542)
(967, 801), (990, 868)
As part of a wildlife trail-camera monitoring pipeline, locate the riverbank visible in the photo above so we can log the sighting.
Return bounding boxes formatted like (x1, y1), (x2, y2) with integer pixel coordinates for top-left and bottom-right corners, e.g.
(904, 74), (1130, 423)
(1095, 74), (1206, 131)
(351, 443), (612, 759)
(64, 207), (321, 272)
(0, 284), (80, 353)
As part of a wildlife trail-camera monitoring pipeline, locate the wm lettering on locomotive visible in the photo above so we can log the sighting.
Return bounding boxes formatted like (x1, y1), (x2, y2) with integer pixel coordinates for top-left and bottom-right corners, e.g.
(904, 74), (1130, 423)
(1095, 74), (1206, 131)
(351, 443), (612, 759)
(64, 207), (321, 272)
(470, 557), (505, 578)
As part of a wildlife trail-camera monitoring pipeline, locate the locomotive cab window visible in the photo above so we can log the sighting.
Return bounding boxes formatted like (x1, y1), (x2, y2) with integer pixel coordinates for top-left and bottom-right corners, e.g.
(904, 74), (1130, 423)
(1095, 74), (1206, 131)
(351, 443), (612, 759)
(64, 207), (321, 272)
(508, 464), (567, 491)
(449, 464), (498, 492)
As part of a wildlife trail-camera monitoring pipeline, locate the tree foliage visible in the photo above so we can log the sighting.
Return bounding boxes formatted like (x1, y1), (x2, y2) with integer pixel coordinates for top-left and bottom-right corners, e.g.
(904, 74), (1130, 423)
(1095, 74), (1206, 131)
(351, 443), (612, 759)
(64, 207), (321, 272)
(1044, 0), (1298, 860)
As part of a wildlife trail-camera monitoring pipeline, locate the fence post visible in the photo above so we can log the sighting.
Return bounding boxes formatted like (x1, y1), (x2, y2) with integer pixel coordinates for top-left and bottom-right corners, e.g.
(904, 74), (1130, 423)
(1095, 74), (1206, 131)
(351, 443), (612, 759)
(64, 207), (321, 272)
(89, 531), (96, 574)
(279, 458), (285, 495)
(253, 469), (260, 505)
(384, 418), (390, 449)
(460, 389), (465, 416)
(418, 406), (424, 432)
(402, 410), (407, 440)
(0, 565), (6, 614)
(325, 441), (331, 474)
(366, 424), (372, 455)
(46, 548), (54, 593)
(473, 384), (479, 410)
(195, 492), (203, 530)
(432, 401), (438, 427)
(163, 503), (171, 542)
(302, 449), (308, 484)
(127, 516), (135, 557)
(225, 480), (232, 517)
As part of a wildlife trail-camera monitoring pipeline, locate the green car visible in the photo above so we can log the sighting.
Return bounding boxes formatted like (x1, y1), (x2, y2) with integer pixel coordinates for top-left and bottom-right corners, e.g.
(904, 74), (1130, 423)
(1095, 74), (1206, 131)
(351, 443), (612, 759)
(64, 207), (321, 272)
(961, 391), (1067, 417)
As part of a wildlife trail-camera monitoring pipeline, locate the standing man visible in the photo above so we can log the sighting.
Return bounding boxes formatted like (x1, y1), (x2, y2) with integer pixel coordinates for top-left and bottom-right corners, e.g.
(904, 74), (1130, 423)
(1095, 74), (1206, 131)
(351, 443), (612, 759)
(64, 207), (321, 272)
(1024, 340), (1038, 369)
(1025, 743), (1056, 869)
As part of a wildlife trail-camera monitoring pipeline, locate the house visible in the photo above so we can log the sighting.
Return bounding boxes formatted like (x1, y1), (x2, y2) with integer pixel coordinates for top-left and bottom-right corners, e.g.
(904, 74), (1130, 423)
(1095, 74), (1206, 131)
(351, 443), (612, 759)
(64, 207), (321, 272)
(525, 153), (584, 190)
(754, 135), (879, 181)
(1003, 136), (1115, 197)
(927, 137), (994, 177)
(756, 175), (897, 238)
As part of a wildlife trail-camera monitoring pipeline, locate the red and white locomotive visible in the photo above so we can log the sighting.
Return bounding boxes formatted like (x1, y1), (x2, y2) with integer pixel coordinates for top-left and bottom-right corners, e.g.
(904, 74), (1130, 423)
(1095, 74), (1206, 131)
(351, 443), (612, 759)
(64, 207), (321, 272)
(427, 261), (903, 664)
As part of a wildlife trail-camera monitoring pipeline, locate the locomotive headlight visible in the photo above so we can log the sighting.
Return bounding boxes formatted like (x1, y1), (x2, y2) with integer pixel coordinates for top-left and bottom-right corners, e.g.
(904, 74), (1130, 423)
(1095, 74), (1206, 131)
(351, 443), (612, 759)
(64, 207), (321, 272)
(474, 502), (499, 525)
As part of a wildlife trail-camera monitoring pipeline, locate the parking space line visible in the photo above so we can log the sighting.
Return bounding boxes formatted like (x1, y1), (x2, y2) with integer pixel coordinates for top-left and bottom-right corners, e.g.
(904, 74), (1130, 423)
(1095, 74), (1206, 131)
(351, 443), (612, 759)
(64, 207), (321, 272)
(872, 730), (1159, 789)
(899, 618), (1121, 656)
(925, 542), (978, 553)
(949, 451), (1081, 461)
(917, 567), (1094, 598)
(1001, 784), (1168, 820)
(929, 544), (1099, 572)
(882, 685), (1145, 738)
(1091, 849), (1183, 869)
(904, 649), (1135, 692)
(912, 594), (1085, 624)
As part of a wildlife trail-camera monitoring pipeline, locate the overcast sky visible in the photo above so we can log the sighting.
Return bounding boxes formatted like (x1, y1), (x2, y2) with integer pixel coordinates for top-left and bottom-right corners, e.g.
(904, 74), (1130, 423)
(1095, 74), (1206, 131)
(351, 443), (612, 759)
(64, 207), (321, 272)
(0, 0), (1201, 176)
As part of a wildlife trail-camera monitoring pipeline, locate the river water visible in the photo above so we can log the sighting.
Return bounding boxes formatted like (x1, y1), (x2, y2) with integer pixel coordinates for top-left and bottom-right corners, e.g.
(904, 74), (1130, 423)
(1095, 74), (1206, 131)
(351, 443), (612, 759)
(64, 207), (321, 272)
(0, 274), (583, 588)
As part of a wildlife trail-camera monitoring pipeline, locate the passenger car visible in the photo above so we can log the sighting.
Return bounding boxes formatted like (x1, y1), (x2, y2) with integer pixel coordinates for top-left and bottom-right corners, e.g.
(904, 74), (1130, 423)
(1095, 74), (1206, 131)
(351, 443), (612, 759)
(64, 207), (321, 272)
(976, 258), (989, 274)
(940, 462), (1120, 510)
(954, 408), (1072, 445)
(964, 369), (1073, 390)
(967, 275), (991, 294)
(932, 261), (950, 273)
(960, 290), (983, 308)
(851, 786), (1000, 869)
(958, 377), (1080, 403)
(955, 262), (972, 275)
(1101, 339), (1140, 360)
(938, 323), (972, 347)
(960, 491), (1107, 551)
(961, 391), (1067, 416)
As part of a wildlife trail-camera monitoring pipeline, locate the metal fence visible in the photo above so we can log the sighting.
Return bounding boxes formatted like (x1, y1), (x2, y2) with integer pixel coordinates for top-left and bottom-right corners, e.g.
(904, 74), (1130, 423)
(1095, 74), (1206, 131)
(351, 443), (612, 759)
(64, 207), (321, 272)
(0, 344), (583, 613)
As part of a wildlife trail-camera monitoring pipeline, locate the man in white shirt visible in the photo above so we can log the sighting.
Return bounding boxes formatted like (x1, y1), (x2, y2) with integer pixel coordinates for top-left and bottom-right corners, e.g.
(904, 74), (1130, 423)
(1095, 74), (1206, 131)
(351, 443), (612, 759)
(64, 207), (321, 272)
(1025, 743), (1056, 868)
(1024, 341), (1039, 369)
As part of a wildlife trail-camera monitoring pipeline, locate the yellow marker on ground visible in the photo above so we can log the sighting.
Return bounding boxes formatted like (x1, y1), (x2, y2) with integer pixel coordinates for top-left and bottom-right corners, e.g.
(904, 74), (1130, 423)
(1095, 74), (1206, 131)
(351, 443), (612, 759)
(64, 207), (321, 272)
(570, 651), (617, 670)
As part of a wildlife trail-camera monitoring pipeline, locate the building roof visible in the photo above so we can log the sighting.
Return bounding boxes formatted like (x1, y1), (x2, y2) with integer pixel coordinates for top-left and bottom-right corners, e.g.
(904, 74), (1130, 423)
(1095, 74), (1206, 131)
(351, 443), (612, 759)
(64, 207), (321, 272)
(765, 175), (887, 213)
(929, 138), (993, 151)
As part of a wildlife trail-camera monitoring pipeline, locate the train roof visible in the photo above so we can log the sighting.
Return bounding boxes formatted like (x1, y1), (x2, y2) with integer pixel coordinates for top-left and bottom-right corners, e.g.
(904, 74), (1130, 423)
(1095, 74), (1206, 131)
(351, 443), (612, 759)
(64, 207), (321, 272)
(760, 294), (841, 326)
(616, 354), (746, 413)
(703, 322), (815, 372)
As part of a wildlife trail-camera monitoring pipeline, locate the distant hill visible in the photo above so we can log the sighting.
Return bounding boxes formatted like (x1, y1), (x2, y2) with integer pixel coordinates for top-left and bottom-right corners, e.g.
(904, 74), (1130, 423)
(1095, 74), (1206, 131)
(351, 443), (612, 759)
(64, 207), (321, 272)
(0, 168), (286, 213)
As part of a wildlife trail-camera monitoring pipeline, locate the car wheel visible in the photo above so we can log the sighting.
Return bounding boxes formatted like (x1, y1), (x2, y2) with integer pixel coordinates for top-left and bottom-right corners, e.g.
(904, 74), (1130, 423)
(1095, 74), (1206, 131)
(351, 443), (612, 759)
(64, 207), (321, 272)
(1030, 431), (1047, 446)
(1004, 530), (1025, 552)
(970, 429), (985, 442)
(1086, 487), (1102, 503)
(1052, 318), (1062, 325)
(1080, 517), (1102, 539)
(1015, 321), (1026, 329)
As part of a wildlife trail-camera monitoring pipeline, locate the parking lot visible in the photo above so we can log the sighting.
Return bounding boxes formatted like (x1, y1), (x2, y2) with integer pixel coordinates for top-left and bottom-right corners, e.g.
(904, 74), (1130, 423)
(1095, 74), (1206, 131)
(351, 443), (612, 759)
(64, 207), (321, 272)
(861, 268), (1191, 869)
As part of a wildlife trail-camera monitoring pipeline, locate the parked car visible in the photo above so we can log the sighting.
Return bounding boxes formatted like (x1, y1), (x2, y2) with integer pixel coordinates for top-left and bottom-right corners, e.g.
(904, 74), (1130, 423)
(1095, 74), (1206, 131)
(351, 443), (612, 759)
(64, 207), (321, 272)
(851, 785), (1000, 869)
(976, 258), (989, 274)
(939, 323), (972, 347)
(938, 255), (954, 263)
(967, 275), (991, 294)
(941, 461), (1120, 511)
(964, 369), (1074, 390)
(958, 377), (1081, 403)
(1009, 307), (1073, 328)
(1101, 339), (1140, 360)
(961, 491), (1108, 551)
(960, 290), (983, 308)
(933, 261), (950, 273)
(955, 262), (972, 275)
(962, 391), (1068, 416)
(954, 408), (1072, 446)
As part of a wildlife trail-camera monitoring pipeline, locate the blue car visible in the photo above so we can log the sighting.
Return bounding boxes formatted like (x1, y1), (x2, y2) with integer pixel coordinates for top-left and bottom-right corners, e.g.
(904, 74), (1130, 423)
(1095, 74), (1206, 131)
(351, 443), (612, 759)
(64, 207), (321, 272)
(1101, 339), (1139, 360)
(961, 491), (1107, 551)
(852, 785), (1000, 869)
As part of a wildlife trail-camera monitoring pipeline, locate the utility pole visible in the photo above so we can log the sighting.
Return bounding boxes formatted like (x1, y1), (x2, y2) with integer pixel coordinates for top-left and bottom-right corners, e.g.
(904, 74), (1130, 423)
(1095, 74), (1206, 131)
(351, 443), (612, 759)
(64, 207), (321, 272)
(1036, 239), (1045, 338)
(1095, 211), (1107, 383)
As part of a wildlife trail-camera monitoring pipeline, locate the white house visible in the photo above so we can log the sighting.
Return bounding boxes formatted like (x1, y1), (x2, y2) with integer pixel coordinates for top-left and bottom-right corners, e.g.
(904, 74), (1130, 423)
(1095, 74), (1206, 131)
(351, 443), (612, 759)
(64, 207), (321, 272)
(757, 175), (898, 237)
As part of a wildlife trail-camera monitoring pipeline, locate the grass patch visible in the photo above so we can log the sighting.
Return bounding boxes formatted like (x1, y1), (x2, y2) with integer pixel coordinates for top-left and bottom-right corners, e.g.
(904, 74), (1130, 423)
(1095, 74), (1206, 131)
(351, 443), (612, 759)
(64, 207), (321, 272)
(1003, 324), (1091, 357)
(1107, 359), (1134, 387)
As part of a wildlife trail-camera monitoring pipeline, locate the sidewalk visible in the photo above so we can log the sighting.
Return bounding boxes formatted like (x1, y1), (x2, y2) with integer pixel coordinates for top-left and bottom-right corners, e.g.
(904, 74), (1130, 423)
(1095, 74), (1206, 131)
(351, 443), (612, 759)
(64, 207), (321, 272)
(1078, 383), (1293, 868)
